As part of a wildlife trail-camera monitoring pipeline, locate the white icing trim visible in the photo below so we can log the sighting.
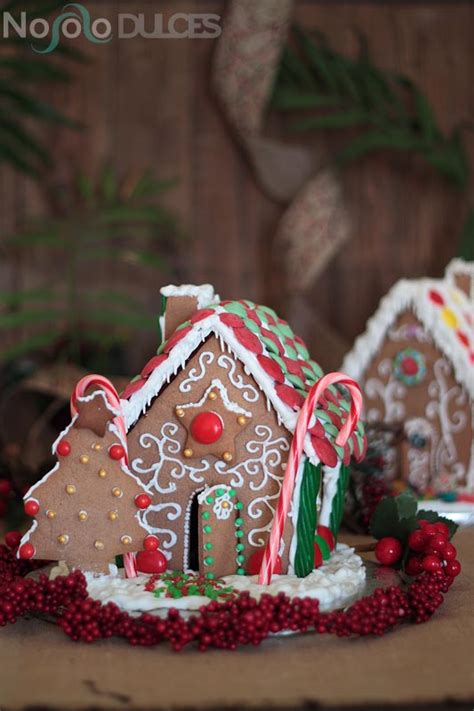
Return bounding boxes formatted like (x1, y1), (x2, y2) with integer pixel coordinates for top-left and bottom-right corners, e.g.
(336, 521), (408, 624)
(177, 378), (251, 417)
(17, 519), (37, 556)
(319, 463), (341, 527)
(342, 278), (473, 398)
(445, 258), (474, 299)
(160, 283), (220, 308)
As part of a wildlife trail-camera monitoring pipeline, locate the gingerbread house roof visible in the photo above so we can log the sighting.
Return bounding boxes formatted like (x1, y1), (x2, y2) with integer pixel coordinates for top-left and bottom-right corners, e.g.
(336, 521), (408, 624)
(121, 291), (366, 468)
(342, 265), (474, 399)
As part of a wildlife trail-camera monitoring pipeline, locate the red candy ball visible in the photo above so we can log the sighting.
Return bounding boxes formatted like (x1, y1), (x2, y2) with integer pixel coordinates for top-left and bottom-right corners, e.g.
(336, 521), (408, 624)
(445, 559), (461, 577)
(144, 535), (159, 552)
(136, 550), (167, 574)
(135, 493), (152, 509)
(435, 522), (450, 538)
(422, 554), (442, 573)
(422, 523), (438, 538)
(401, 357), (418, 376)
(375, 537), (403, 566)
(56, 440), (71, 457)
(408, 529), (428, 552)
(19, 542), (35, 559)
(246, 549), (282, 576)
(405, 555), (423, 576)
(5, 531), (22, 550)
(24, 499), (39, 517)
(428, 534), (448, 554)
(443, 543), (457, 560)
(109, 444), (126, 461)
(190, 411), (223, 445)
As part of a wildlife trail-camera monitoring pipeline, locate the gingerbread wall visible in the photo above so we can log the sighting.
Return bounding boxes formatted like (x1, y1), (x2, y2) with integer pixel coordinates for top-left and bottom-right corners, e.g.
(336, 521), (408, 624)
(127, 337), (294, 576)
(362, 310), (472, 493)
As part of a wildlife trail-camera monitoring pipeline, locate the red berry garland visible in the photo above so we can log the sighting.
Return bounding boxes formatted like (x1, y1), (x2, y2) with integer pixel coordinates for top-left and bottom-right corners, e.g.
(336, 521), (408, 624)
(0, 542), (459, 652)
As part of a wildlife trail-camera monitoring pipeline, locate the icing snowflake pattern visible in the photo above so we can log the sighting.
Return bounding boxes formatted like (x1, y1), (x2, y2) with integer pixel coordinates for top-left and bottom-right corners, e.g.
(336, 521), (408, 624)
(212, 490), (234, 520)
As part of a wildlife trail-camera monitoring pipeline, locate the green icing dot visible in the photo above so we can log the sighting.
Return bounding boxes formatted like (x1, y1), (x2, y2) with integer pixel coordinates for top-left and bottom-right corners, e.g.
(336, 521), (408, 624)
(236, 568), (245, 576)
(235, 530), (244, 538)
(206, 496), (214, 504)
(235, 517), (243, 526)
(206, 572), (215, 580)
(235, 501), (243, 510)
(229, 489), (236, 497)
(236, 542), (244, 552)
(216, 488), (225, 497)
(203, 525), (212, 534)
(202, 511), (210, 520)
(204, 556), (214, 565)
(236, 554), (245, 563)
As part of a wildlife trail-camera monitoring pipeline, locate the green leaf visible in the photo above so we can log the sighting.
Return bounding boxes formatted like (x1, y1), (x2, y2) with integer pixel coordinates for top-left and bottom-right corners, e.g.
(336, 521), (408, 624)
(100, 165), (118, 203)
(0, 57), (70, 83)
(458, 208), (474, 259)
(0, 81), (81, 128)
(76, 173), (95, 203)
(370, 492), (419, 543)
(0, 287), (55, 307)
(278, 46), (316, 92)
(82, 289), (144, 312)
(411, 87), (440, 142)
(97, 205), (173, 224)
(337, 129), (424, 164)
(271, 89), (341, 111)
(292, 109), (373, 132)
(0, 329), (62, 362)
(129, 173), (178, 199)
(0, 308), (61, 329)
(416, 509), (458, 540)
(86, 308), (155, 330)
(7, 228), (61, 247)
(294, 27), (339, 94)
(0, 117), (50, 163)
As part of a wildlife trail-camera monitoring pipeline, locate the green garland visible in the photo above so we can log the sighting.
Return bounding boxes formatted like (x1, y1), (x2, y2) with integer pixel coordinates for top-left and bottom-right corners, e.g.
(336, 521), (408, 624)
(294, 459), (321, 577)
(329, 464), (349, 539)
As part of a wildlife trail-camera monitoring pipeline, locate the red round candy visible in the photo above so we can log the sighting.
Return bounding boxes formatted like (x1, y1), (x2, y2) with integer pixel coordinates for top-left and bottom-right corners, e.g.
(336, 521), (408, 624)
(445, 559), (461, 577)
(144, 535), (159, 552)
(375, 537), (403, 566)
(401, 356), (418, 376)
(427, 533), (447, 554)
(136, 550), (167, 574)
(5, 530), (22, 550)
(422, 554), (442, 572)
(135, 493), (152, 509)
(316, 525), (335, 551)
(109, 444), (126, 461)
(56, 440), (71, 457)
(19, 542), (35, 559)
(434, 522), (450, 538)
(408, 529), (428, 552)
(190, 411), (223, 445)
(0, 478), (11, 496)
(246, 549), (282, 576)
(422, 523), (438, 538)
(24, 499), (39, 517)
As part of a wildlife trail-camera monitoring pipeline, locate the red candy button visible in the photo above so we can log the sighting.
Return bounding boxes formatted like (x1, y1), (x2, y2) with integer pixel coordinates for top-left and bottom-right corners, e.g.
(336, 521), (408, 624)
(109, 444), (126, 461)
(56, 440), (71, 457)
(19, 543), (35, 559)
(24, 499), (39, 517)
(135, 493), (152, 509)
(190, 411), (223, 444)
(401, 356), (418, 376)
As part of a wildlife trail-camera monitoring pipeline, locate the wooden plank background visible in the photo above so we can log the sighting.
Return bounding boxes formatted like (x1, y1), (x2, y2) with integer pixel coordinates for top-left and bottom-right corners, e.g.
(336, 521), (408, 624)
(0, 1), (472, 373)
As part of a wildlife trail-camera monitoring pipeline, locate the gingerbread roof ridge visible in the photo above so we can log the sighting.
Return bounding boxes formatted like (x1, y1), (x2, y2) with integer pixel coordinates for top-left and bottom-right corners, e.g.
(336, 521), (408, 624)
(341, 276), (474, 398)
(121, 298), (366, 467)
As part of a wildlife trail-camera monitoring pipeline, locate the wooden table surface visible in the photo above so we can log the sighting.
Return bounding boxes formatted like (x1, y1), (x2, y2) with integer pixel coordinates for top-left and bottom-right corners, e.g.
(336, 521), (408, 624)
(1, 529), (473, 711)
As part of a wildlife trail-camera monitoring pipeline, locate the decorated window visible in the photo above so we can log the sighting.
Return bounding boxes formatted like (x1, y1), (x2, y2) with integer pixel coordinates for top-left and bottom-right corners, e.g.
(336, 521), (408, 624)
(393, 348), (426, 386)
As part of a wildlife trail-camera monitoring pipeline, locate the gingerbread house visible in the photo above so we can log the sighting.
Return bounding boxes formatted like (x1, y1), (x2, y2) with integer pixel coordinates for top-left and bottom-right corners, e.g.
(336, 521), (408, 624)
(121, 285), (366, 580)
(342, 260), (473, 508)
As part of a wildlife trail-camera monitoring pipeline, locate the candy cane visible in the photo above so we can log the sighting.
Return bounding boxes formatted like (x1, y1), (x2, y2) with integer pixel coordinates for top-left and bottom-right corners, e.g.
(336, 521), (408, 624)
(71, 374), (137, 577)
(258, 372), (363, 585)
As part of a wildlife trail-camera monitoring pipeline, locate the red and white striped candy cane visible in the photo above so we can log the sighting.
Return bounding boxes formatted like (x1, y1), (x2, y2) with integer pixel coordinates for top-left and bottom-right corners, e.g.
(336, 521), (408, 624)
(71, 374), (137, 577)
(258, 372), (363, 585)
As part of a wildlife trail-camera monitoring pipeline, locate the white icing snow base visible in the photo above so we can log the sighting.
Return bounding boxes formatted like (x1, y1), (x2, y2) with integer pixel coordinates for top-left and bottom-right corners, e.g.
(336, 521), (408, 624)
(84, 544), (365, 616)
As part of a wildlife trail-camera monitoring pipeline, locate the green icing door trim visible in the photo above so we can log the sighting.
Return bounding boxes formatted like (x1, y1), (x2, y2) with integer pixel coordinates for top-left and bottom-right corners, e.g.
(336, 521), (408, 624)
(294, 459), (321, 578)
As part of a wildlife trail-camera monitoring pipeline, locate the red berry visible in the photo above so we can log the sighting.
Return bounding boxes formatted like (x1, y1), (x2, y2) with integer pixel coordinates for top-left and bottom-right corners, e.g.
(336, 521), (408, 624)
(144, 535), (159, 552)
(428, 533), (447, 554)
(109, 444), (126, 461)
(19, 542), (35, 559)
(434, 522), (450, 539)
(24, 499), (39, 517)
(246, 549), (282, 575)
(445, 559), (461, 577)
(0, 478), (11, 496)
(443, 542), (457, 561)
(405, 555), (423, 576)
(408, 529), (428, 552)
(5, 531), (22, 549)
(423, 523), (438, 538)
(422, 554), (442, 572)
(375, 537), (403, 566)
(56, 439), (71, 457)
(136, 550), (167, 574)
(418, 519), (430, 528)
(135, 493), (152, 509)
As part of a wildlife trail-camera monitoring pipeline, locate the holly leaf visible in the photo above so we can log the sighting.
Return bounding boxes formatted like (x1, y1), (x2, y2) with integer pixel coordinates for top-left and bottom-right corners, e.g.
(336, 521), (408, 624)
(416, 509), (458, 540)
(370, 492), (418, 543)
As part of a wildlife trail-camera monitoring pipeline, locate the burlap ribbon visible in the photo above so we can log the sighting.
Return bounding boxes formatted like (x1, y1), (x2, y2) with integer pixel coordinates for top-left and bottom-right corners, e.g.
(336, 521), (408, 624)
(213, 0), (350, 291)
